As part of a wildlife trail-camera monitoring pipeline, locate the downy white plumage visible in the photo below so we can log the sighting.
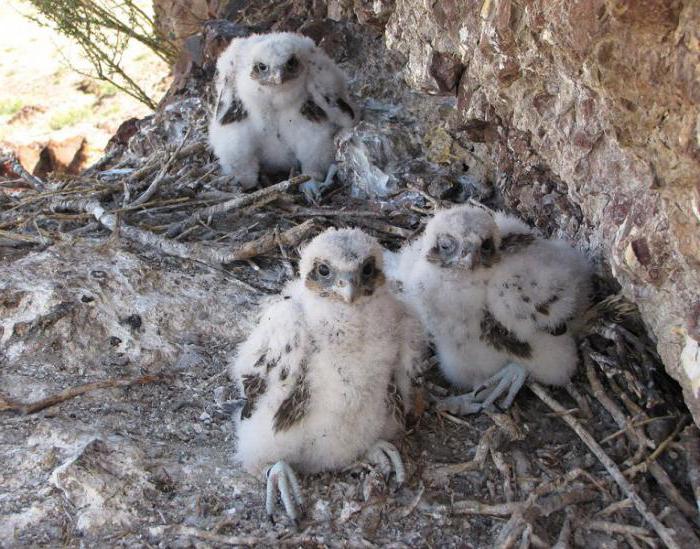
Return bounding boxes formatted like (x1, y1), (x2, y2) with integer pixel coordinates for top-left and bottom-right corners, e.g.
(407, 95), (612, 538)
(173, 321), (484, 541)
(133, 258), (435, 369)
(386, 204), (591, 414)
(230, 228), (425, 523)
(209, 32), (356, 199)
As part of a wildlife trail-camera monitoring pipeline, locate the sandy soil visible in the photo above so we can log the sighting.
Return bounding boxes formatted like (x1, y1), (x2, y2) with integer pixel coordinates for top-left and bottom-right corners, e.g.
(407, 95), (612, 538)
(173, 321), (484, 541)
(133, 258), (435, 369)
(0, 1), (170, 167)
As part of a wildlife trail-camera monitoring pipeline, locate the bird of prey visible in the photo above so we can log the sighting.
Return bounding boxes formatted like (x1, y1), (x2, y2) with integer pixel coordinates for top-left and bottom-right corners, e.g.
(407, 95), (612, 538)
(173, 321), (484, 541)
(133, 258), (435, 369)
(230, 228), (426, 524)
(386, 204), (591, 415)
(209, 32), (357, 201)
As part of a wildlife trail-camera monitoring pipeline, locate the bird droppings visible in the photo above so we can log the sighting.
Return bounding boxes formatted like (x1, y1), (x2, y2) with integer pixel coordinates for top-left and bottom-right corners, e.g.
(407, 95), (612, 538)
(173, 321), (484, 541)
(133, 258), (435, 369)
(1, 2), (700, 547)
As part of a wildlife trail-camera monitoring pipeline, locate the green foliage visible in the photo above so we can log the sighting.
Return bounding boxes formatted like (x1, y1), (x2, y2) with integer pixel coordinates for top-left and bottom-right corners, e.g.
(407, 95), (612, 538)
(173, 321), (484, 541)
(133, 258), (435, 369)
(23, 1), (177, 109)
(49, 105), (92, 130)
(0, 98), (23, 117)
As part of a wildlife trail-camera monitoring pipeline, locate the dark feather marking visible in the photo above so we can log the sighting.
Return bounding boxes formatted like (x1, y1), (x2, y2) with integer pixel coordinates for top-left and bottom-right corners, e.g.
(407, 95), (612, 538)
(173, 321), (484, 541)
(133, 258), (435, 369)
(336, 98), (355, 119)
(266, 356), (279, 373)
(300, 99), (327, 123)
(253, 353), (267, 368)
(219, 95), (248, 124)
(500, 233), (536, 254)
(480, 309), (532, 358)
(273, 361), (310, 432)
(535, 295), (559, 316)
(385, 376), (405, 426)
(548, 323), (567, 336)
(240, 374), (267, 419)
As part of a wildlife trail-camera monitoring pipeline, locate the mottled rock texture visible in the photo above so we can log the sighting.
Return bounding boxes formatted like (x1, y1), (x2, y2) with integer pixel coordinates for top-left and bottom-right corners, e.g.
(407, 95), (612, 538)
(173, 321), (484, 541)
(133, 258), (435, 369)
(380, 0), (700, 423)
(154, 0), (227, 48)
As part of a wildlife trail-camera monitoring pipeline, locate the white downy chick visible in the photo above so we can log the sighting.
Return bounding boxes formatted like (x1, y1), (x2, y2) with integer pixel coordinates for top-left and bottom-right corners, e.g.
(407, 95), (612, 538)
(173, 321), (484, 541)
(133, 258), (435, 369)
(230, 228), (426, 523)
(209, 32), (357, 200)
(386, 204), (591, 414)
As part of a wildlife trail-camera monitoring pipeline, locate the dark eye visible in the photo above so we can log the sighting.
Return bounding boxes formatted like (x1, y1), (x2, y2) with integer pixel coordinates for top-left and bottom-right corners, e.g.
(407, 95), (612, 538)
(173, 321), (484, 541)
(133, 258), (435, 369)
(362, 261), (374, 277)
(255, 62), (268, 73)
(481, 238), (494, 252)
(438, 235), (456, 252)
(317, 263), (330, 277)
(285, 56), (298, 69)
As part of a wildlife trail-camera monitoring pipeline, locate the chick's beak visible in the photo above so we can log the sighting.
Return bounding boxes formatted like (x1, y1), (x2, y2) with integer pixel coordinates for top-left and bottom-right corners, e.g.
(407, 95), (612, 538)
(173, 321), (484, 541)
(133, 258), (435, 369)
(461, 243), (481, 270)
(336, 274), (358, 304)
(270, 69), (284, 85)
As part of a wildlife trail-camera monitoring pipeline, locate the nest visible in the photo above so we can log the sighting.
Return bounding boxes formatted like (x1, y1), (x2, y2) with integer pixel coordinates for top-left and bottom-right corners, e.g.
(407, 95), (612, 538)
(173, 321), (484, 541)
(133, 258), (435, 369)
(1, 11), (700, 549)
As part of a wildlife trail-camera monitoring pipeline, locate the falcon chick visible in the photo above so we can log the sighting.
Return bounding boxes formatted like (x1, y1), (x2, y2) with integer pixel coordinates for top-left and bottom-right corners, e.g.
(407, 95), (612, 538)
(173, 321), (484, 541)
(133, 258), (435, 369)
(231, 228), (425, 524)
(387, 204), (591, 415)
(209, 32), (357, 200)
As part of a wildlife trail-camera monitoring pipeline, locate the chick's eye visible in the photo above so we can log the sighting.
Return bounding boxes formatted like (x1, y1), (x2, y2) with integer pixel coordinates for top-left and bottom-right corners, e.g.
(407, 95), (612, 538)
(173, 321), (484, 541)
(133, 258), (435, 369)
(481, 238), (494, 252)
(255, 62), (268, 72)
(438, 236), (456, 251)
(362, 261), (374, 277)
(317, 263), (330, 277)
(286, 56), (298, 69)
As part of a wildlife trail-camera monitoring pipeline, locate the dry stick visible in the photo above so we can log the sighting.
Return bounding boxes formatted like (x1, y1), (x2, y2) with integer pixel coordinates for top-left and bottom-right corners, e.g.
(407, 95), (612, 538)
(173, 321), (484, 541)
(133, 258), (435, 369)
(552, 508), (574, 549)
(0, 152), (46, 191)
(165, 175), (310, 238)
(585, 351), (653, 452)
(51, 197), (314, 269)
(585, 520), (653, 539)
(129, 133), (191, 207)
(215, 219), (316, 263)
(0, 229), (48, 246)
(426, 425), (498, 480)
(589, 344), (698, 526)
(529, 382), (680, 549)
(681, 426), (700, 515)
(0, 374), (165, 415)
(148, 524), (312, 547)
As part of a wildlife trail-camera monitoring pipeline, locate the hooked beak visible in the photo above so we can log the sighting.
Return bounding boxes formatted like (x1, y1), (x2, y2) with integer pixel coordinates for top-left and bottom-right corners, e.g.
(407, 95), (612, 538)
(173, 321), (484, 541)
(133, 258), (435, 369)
(270, 69), (284, 85)
(336, 274), (358, 304)
(461, 244), (481, 270)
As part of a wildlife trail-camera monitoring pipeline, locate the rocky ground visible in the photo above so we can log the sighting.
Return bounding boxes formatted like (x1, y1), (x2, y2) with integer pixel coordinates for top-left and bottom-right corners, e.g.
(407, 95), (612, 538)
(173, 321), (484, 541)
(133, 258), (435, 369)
(1, 4), (700, 548)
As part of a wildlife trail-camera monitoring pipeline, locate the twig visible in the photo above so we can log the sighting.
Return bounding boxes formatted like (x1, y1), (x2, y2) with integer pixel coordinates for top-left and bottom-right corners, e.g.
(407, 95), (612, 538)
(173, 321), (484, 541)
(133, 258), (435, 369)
(148, 524), (313, 546)
(681, 425), (700, 514)
(217, 220), (317, 263)
(585, 520), (653, 539)
(529, 382), (680, 549)
(128, 132), (191, 207)
(565, 382), (592, 418)
(0, 374), (165, 415)
(48, 198), (294, 289)
(426, 426), (498, 480)
(552, 507), (573, 549)
(0, 151), (46, 191)
(452, 499), (519, 516)
(0, 229), (49, 246)
(585, 349), (654, 452)
(165, 175), (310, 238)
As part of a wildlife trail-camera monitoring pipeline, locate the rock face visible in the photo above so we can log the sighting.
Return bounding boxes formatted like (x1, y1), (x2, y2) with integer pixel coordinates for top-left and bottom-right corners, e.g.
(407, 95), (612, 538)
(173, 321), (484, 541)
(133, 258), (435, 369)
(153, 0), (227, 48)
(378, 0), (700, 422)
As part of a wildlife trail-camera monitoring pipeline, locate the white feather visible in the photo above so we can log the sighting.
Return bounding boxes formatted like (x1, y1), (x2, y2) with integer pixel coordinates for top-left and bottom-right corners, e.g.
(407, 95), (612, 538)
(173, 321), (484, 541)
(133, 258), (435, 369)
(209, 32), (356, 188)
(389, 204), (591, 390)
(231, 228), (425, 477)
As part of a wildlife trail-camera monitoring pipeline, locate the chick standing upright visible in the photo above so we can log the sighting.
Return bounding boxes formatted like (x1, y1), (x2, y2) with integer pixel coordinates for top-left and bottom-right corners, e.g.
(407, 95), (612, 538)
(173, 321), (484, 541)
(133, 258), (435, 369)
(387, 204), (591, 414)
(231, 228), (425, 523)
(209, 32), (357, 199)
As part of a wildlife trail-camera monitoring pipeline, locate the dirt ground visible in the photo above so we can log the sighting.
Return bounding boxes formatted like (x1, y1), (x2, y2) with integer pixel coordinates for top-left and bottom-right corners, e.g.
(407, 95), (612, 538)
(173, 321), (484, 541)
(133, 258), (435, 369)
(1, 5), (700, 549)
(0, 1), (169, 167)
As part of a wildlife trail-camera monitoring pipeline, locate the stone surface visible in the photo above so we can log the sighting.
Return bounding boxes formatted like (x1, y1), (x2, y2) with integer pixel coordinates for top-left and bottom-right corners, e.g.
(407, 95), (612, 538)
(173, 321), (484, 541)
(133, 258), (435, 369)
(33, 136), (88, 178)
(153, 1), (225, 46)
(384, 0), (700, 424)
